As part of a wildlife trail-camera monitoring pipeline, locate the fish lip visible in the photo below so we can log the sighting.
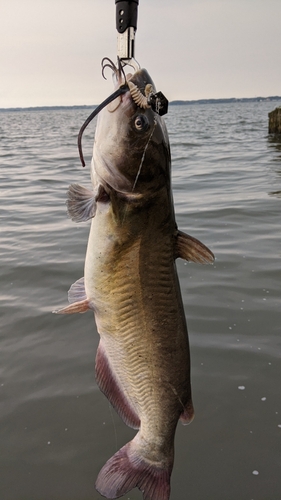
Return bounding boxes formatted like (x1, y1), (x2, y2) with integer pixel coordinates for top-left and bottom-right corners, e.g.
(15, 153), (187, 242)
(126, 69), (156, 97)
(106, 68), (155, 119)
(112, 68), (156, 108)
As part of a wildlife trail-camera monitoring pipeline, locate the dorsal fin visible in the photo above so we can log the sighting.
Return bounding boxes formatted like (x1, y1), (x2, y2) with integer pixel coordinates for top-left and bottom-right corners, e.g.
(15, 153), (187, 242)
(175, 230), (215, 264)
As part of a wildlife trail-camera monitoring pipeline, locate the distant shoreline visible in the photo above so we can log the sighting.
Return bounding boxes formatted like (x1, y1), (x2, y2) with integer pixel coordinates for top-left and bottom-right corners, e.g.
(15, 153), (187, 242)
(1, 96), (280, 112)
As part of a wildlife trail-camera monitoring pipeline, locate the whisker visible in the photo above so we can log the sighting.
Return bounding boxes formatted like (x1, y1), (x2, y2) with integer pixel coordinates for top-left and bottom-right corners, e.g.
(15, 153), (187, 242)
(120, 119), (157, 227)
(132, 119), (156, 192)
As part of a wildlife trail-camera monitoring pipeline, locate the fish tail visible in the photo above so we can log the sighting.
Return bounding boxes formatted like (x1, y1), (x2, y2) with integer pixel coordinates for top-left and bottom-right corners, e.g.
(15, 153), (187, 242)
(96, 438), (172, 500)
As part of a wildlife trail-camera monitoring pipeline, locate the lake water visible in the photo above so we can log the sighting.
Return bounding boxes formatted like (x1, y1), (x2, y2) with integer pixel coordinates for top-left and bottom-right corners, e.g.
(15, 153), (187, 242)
(1, 100), (281, 500)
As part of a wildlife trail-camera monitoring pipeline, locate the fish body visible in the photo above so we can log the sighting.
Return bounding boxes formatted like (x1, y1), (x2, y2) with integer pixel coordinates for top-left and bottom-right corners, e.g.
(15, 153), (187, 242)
(57, 67), (214, 500)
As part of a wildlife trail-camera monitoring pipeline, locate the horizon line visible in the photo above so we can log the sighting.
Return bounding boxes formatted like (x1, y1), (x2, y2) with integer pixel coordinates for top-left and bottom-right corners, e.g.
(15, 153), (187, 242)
(1, 96), (281, 111)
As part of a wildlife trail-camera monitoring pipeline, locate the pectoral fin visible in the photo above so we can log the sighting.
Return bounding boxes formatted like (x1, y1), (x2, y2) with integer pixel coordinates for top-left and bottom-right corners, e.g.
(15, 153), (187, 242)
(53, 299), (90, 314)
(53, 277), (93, 314)
(175, 230), (215, 264)
(67, 183), (96, 222)
(67, 277), (87, 302)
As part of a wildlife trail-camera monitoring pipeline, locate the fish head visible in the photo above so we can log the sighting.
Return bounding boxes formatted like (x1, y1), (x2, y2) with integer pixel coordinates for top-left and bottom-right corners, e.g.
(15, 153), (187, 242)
(92, 68), (171, 198)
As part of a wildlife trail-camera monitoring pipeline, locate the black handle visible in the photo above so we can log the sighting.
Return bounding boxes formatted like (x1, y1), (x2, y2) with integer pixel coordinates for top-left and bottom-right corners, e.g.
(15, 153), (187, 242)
(115, 0), (139, 34)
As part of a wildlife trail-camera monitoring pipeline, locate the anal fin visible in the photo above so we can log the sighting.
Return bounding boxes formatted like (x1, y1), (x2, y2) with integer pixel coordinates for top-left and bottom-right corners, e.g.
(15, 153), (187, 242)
(96, 342), (140, 430)
(175, 229), (215, 264)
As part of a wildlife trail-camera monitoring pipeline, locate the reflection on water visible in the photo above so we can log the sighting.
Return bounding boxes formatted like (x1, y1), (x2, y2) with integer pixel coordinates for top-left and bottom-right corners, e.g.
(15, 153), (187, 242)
(1, 101), (281, 500)
(267, 134), (281, 154)
(269, 190), (281, 198)
(267, 135), (281, 189)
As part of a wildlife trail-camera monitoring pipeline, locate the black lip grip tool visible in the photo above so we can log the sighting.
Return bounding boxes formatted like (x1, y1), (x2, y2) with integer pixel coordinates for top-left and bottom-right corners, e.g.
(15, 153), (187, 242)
(115, 0), (139, 63)
(115, 0), (168, 116)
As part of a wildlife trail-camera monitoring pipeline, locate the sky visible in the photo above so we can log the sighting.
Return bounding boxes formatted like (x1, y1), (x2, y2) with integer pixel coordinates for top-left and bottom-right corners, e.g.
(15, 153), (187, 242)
(1, 0), (281, 108)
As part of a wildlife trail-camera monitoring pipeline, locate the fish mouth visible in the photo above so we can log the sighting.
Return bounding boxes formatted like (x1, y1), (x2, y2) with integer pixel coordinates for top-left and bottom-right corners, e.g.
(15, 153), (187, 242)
(101, 57), (155, 113)
(77, 58), (157, 168)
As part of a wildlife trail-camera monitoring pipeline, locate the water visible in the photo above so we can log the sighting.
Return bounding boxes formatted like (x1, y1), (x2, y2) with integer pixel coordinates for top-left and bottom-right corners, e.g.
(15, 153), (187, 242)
(1, 101), (281, 500)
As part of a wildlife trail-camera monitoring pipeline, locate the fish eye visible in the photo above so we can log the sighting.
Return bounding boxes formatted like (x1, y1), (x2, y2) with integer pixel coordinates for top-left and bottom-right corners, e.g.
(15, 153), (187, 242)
(134, 115), (149, 132)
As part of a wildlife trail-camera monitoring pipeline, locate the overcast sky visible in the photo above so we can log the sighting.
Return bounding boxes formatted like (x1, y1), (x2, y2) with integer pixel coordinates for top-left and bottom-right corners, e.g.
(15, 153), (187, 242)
(1, 0), (281, 108)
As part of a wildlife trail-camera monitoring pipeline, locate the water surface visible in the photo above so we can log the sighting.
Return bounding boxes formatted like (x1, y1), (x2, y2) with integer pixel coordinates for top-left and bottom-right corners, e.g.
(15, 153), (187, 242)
(1, 101), (281, 499)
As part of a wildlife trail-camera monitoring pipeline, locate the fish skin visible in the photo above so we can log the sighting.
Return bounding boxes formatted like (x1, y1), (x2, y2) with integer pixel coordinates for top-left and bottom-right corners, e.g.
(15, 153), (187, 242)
(57, 67), (214, 499)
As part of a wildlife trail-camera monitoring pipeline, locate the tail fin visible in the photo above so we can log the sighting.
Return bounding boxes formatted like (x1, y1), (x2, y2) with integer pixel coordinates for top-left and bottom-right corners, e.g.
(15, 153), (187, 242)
(95, 439), (172, 500)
